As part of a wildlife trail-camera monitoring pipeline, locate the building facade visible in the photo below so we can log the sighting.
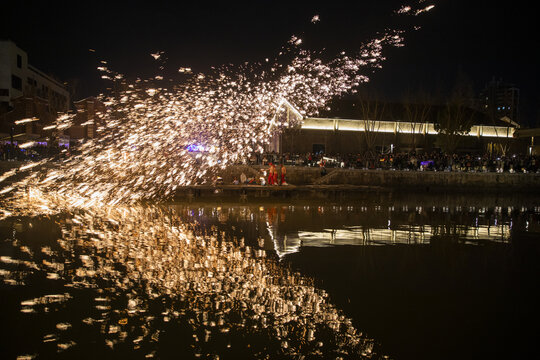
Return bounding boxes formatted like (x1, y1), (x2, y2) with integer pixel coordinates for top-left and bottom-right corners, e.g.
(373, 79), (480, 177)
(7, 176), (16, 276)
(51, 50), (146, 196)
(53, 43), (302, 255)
(0, 40), (70, 143)
(272, 100), (521, 156)
(69, 97), (105, 141)
(282, 117), (518, 155)
(0, 40), (69, 112)
(478, 77), (520, 125)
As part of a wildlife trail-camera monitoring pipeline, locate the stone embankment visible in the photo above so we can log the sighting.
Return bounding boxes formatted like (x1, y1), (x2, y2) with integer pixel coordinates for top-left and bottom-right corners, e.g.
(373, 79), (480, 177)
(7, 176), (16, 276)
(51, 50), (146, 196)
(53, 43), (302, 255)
(2, 161), (539, 194)
(221, 165), (540, 192)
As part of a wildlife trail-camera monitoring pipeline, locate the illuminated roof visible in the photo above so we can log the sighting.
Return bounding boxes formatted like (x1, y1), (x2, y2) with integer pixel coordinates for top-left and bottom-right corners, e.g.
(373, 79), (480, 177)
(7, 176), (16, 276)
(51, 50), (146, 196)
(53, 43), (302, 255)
(283, 99), (516, 138)
(299, 117), (516, 138)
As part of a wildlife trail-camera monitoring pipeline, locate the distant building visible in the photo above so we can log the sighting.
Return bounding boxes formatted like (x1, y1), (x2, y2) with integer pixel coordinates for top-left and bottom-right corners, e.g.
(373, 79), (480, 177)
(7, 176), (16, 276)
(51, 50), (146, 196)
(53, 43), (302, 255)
(69, 97), (105, 141)
(0, 40), (70, 143)
(273, 98), (521, 155)
(478, 77), (520, 126)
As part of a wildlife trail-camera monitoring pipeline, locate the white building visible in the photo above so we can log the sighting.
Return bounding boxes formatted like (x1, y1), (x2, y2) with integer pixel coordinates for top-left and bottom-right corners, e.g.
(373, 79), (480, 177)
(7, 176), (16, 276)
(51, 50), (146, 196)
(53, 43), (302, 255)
(0, 40), (69, 112)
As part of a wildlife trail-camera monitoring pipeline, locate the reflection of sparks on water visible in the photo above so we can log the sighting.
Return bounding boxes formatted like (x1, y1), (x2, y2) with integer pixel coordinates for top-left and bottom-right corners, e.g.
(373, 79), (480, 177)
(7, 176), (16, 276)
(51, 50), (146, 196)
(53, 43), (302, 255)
(267, 220), (302, 259)
(0, 2), (437, 358)
(1, 1), (434, 213)
(1, 205), (379, 358)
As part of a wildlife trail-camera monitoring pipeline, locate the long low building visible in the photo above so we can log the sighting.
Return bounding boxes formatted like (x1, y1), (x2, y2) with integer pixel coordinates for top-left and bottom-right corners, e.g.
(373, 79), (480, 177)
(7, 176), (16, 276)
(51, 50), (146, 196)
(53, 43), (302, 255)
(271, 99), (523, 155)
(301, 117), (515, 138)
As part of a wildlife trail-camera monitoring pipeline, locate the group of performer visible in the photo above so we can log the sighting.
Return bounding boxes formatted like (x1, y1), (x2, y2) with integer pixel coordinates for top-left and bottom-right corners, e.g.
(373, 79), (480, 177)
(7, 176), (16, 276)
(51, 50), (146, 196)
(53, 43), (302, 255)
(267, 163), (287, 185)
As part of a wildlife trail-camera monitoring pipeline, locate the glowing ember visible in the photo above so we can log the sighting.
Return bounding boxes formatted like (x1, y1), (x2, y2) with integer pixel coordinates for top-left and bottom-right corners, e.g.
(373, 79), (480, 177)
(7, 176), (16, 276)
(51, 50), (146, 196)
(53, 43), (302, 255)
(1, 0), (435, 215)
(0, 3), (437, 357)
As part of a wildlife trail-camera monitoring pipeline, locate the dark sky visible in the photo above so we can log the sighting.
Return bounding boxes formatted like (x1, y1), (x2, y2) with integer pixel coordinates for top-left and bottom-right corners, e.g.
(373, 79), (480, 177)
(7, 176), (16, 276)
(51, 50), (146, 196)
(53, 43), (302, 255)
(2, 0), (538, 125)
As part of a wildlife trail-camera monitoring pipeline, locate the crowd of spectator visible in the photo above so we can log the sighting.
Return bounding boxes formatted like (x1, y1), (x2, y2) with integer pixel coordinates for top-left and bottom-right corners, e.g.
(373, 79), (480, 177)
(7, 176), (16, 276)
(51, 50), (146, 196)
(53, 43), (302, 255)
(2, 143), (538, 174)
(251, 151), (540, 174)
(1, 143), (68, 161)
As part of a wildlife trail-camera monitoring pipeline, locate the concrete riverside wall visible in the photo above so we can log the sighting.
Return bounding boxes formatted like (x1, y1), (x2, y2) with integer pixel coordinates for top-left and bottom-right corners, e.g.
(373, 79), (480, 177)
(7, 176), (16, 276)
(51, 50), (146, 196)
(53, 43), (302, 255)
(224, 165), (540, 190)
(220, 165), (336, 185)
(322, 169), (540, 190)
(3, 161), (539, 192)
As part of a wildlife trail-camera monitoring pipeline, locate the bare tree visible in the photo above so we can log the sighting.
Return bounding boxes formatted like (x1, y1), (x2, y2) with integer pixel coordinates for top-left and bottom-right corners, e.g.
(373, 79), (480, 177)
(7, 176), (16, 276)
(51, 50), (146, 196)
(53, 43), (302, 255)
(486, 114), (518, 156)
(402, 90), (432, 153)
(435, 74), (475, 153)
(356, 91), (385, 158)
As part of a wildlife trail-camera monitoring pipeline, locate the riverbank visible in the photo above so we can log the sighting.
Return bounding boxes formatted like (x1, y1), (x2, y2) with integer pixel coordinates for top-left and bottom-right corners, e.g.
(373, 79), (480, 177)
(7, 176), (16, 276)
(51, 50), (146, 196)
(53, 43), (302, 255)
(218, 165), (540, 192)
(2, 161), (540, 195)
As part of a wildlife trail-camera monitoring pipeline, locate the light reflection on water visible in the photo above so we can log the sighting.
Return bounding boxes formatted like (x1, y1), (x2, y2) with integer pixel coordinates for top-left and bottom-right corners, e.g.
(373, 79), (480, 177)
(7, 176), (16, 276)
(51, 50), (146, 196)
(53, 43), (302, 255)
(0, 205), (379, 359)
(167, 198), (540, 359)
(172, 203), (539, 258)
(1, 197), (539, 359)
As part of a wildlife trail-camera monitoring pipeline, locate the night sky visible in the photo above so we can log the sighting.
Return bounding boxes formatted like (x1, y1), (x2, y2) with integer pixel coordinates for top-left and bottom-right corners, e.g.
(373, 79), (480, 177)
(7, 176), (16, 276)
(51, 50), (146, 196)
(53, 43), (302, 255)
(2, 0), (538, 126)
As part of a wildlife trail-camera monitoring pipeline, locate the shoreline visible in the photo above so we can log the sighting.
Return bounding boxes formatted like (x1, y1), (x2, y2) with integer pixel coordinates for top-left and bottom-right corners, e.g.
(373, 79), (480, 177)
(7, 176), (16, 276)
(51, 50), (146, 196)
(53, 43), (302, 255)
(2, 161), (539, 195)
(216, 165), (540, 191)
(171, 183), (540, 203)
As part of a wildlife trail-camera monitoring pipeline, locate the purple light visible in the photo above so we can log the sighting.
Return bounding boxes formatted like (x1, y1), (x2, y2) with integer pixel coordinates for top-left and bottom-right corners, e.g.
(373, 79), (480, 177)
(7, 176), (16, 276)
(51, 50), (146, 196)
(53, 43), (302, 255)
(186, 144), (205, 152)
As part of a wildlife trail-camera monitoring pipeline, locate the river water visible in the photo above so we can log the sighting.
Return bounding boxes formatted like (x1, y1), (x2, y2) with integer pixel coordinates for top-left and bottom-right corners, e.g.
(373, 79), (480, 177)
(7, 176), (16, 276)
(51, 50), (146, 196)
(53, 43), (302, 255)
(1, 192), (539, 359)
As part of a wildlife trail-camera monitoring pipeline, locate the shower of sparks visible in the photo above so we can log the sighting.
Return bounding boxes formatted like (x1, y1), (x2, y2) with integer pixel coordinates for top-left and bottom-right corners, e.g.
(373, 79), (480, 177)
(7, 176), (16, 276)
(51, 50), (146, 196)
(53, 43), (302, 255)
(0, 2), (436, 358)
(150, 51), (164, 60)
(1, 0), (435, 215)
(415, 4), (435, 15)
(14, 117), (39, 125)
(178, 67), (192, 73)
(397, 6), (412, 14)
(397, 2), (435, 15)
(288, 35), (303, 46)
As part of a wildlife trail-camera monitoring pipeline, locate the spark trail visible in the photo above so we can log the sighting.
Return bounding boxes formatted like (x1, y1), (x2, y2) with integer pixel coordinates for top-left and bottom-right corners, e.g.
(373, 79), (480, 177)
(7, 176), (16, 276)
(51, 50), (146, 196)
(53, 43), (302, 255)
(0, 2), (436, 359)
(0, 1), (435, 215)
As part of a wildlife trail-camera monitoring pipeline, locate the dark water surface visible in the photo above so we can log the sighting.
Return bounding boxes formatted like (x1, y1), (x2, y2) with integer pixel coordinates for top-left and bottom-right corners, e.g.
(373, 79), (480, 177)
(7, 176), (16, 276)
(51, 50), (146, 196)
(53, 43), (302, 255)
(1, 192), (539, 359)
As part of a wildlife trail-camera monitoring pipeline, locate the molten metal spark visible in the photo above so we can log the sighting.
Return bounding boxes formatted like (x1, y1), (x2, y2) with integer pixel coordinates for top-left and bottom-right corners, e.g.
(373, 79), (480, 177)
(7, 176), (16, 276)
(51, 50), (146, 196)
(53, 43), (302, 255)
(1, 0), (435, 214)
